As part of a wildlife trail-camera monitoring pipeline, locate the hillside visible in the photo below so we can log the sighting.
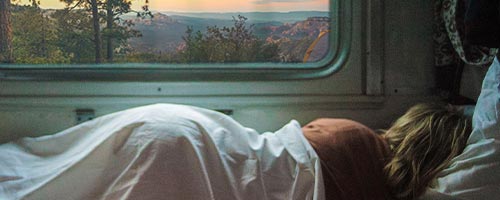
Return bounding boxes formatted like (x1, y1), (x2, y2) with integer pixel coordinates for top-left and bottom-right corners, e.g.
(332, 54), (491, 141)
(256, 17), (330, 41)
(262, 17), (330, 62)
(128, 12), (330, 60)
(127, 13), (187, 54)
(162, 11), (329, 23)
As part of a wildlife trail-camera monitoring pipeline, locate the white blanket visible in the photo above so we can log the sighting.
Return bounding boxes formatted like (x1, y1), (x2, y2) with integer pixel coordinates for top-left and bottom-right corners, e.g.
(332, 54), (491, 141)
(433, 57), (500, 199)
(0, 104), (324, 200)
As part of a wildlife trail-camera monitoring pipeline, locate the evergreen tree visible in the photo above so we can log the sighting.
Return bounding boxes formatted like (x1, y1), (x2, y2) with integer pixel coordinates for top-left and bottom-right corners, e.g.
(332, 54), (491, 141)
(0, 0), (13, 63)
(52, 9), (95, 63)
(103, 0), (150, 62)
(90, 0), (102, 63)
(11, 5), (69, 64)
(61, 0), (150, 63)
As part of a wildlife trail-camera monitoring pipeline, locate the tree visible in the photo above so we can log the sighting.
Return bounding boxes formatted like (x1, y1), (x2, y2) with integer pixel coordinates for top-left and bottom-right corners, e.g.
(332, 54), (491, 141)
(61, 0), (150, 63)
(90, 0), (101, 63)
(105, 0), (117, 62)
(180, 15), (279, 63)
(103, 0), (150, 62)
(0, 0), (13, 63)
(59, 0), (103, 63)
(11, 5), (69, 64)
(88, 0), (101, 63)
(181, 26), (207, 62)
(52, 9), (95, 63)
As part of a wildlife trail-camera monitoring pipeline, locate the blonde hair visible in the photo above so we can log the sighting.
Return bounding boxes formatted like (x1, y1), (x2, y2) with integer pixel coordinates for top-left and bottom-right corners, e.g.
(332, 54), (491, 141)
(383, 103), (472, 200)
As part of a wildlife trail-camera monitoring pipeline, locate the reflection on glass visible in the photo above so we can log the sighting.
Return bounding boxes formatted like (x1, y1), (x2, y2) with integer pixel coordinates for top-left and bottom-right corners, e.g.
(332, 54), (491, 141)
(0, 0), (330, 65)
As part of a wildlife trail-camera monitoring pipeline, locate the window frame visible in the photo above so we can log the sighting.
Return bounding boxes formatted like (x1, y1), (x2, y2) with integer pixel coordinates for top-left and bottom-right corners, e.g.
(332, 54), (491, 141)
(0, 0), (351, 81)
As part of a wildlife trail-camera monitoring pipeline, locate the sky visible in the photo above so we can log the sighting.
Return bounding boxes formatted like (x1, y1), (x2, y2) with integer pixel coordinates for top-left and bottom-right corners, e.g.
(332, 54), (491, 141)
(18, 0), (329, 12)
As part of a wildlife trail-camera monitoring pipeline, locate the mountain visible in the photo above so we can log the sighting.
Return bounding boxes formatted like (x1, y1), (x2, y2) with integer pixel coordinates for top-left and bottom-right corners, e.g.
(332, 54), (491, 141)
(127, 13), (187, 54)
(167, 15), (234, 31)
(127, 12), (330, 59)
(126, 13), (237, 53)
(256, 17), (330, 62)
(162, 11), (329, 23)
(256, 17), (330, 40)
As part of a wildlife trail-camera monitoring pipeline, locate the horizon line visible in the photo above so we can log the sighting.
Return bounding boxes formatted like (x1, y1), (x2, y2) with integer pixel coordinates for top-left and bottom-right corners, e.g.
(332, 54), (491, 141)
(34, 7), (328, 13)
(157, 10), (329, 13)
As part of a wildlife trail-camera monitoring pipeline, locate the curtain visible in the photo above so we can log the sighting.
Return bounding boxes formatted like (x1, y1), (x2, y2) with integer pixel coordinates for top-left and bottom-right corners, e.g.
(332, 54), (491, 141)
(434, 0), (498, 67)
(433, 0), (498, 104)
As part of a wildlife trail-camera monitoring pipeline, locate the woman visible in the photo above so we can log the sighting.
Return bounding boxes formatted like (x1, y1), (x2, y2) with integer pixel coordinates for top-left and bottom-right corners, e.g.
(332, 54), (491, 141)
(302, 103), (471, 200)
(0, 103), (470, 200)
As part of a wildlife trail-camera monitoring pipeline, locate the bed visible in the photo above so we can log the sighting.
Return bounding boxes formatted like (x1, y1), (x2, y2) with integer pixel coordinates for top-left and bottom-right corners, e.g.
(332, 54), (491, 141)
(419, 57), (500, 200)
(1, 58), (499, 199)
(0, 104), (323, 200)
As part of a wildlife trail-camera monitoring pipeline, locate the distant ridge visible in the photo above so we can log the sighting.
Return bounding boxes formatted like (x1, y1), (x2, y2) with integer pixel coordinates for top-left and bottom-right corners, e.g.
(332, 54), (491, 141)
(160, 11), (329, 23)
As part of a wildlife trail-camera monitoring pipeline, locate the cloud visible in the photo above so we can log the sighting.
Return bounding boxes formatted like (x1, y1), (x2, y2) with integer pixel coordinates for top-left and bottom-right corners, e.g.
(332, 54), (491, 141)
(253, 0), (312, 5)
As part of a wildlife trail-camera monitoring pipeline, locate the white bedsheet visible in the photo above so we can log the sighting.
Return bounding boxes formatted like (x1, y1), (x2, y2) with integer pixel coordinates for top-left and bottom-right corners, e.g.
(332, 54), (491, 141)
(0, 104), (324, 200)
(433, 57), (500, 199)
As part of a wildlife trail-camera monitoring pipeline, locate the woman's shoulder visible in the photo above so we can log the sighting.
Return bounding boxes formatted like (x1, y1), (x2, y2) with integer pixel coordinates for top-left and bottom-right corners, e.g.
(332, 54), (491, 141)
(302, 118), (392, 200)
(302, 118), (381, 142)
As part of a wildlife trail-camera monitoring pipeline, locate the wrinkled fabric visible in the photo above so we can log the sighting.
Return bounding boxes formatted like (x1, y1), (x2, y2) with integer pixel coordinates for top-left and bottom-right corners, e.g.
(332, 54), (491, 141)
(434, 57), (500, 199)
(301, 118), (391, 200)
(0, 104), (324, 200)
(434, 0), (497, 67)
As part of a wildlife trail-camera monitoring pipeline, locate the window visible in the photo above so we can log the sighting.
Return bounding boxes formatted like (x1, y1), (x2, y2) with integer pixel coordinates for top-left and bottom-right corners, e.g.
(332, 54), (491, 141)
(0, 0), (348, 80)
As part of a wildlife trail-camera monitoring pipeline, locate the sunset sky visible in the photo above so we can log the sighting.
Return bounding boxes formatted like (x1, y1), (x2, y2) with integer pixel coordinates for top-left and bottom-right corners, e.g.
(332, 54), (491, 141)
(18, 0), (329, 12)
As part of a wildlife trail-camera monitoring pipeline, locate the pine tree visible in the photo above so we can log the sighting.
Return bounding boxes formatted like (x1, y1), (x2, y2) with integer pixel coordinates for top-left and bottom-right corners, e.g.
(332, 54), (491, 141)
(0, 0), (13, 63)
(61, 0), (150, 63)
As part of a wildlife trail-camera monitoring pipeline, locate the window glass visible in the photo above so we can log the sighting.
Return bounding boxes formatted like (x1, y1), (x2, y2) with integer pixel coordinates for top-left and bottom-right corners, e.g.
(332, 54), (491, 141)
(0, 0), (332, 67)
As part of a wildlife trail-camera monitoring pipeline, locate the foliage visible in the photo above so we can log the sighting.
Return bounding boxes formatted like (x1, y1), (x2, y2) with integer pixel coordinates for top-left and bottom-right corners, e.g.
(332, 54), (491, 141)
(114, 52), (176, 63)
(102, 0), (150, 62)
(5, 1), (151, 64)
(3, 2), (323, 65)
(0, 0), (13, 63)
(51, 9), (95, 63)
(11, 6), (70, 64)
(180, 15), (280, 63)
(58, 0), (150, 63)
(101, 15), (143, 60)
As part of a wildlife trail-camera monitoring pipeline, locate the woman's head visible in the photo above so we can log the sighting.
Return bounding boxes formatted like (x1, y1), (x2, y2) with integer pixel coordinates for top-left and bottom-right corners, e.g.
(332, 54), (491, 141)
(383, 103), (472, 200)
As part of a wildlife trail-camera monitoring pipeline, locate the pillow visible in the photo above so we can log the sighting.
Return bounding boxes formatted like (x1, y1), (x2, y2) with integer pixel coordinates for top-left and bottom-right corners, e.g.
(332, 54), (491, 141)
(433, 57), (500, 199)
(302, 118), (391, 200)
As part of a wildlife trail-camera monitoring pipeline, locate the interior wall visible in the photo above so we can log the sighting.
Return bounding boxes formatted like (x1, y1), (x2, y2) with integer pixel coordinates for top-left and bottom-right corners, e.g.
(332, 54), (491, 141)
(0, 0), (439, 143)
(384, 0), (435, 96)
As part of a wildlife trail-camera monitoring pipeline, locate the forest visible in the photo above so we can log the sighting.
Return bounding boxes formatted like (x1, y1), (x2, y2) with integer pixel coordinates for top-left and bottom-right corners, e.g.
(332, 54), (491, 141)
(0, 0), (330, 64)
